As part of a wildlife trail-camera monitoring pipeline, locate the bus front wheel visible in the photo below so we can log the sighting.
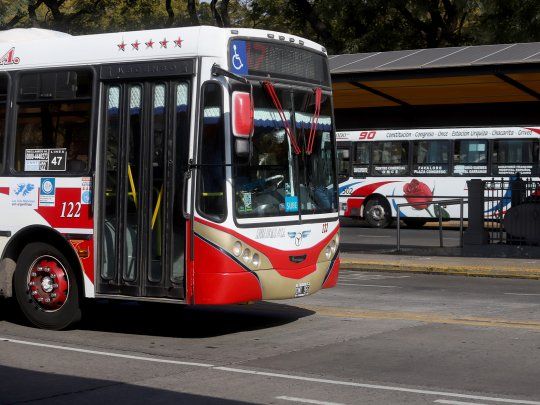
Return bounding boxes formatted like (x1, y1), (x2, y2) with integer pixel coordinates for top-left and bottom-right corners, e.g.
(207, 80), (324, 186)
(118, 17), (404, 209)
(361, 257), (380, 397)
(364, 197), (391, 228)
(14, 242), (81, 330)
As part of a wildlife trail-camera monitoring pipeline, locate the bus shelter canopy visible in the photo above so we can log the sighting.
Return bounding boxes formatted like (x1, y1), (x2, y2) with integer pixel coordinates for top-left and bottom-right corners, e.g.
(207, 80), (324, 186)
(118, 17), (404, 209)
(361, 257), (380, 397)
(330, 42), (540, 109)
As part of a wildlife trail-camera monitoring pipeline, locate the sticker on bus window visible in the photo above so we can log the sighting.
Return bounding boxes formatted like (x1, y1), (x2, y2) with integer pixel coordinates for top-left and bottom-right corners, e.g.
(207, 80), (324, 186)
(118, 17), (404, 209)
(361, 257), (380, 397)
(39, 178), (56, 207)
(10, 179), (38, 209)
(285, 196), (298, 213)
(25, 148), (67, 172)
(230, 40), (248, 75)
(81, 177), (92, 205)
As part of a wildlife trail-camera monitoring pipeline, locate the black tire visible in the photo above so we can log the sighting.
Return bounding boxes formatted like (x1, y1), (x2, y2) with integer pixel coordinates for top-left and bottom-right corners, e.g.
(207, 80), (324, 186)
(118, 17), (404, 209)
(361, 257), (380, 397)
(364, 197), (392, 228)
(403, 218), (428, 229)
(14, 242), (81, 330)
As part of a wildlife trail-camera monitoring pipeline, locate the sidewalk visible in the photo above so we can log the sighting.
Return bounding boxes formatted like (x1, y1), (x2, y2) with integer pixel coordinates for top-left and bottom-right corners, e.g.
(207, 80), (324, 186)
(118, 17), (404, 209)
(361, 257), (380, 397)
(340, 252), (540, 279)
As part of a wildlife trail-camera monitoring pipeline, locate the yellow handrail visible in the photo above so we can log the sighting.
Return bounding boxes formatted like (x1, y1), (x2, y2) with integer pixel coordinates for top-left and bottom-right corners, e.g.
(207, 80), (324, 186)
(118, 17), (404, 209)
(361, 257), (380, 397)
(127, 165), (137, 207)
(151, 186), (163, 230)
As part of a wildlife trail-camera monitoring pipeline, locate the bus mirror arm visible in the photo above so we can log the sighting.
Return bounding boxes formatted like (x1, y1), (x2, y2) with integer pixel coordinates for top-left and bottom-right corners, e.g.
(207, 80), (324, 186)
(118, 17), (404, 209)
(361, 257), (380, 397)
(211, 63), (249, 85)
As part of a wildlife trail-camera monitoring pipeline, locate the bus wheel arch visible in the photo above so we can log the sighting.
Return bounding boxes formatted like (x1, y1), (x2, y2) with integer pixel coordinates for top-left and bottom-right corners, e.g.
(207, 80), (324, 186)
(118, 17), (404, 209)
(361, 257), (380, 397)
(1, 226), (85, 302)
(363, 194), (392, 228)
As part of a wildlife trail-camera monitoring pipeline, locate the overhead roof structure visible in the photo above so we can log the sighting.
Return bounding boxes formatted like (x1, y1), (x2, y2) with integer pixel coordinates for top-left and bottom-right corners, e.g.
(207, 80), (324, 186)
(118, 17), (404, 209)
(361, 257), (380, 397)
(329, 43), (540, 110)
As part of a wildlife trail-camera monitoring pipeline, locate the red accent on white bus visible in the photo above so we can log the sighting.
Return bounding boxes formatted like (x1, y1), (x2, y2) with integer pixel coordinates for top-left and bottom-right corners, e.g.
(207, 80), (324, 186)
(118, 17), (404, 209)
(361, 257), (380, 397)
(232, 91), (254, 137)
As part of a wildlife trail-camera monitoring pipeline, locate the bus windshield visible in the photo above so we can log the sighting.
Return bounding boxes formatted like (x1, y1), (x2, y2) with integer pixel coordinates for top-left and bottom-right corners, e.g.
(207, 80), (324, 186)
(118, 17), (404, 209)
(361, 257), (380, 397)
(234, 85), (336, 218)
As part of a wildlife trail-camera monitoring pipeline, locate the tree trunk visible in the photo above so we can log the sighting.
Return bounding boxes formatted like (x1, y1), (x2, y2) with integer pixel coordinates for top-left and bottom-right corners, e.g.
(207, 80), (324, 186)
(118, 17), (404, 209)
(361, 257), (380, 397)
(187, 0), (199, 26)
(165, 0), (174, 27)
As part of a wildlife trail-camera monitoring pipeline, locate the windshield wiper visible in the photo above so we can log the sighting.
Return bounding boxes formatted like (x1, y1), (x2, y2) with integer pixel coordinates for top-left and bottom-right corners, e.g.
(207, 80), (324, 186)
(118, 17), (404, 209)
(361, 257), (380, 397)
(261, 81), (301, 155)
(306, 87), (322, 155)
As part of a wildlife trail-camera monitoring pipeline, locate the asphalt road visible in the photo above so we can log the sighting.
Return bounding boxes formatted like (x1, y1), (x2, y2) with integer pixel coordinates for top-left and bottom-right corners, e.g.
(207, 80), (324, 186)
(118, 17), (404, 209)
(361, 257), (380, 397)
(1, 271), (539, 404)
(339, 218), (463, 251)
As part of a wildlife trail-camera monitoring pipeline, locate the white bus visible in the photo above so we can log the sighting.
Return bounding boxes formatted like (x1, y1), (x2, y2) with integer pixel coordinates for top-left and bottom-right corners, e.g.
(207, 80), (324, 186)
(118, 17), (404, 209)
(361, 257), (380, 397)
(0, 26), (340, 330)
(337, 127), (540, 227)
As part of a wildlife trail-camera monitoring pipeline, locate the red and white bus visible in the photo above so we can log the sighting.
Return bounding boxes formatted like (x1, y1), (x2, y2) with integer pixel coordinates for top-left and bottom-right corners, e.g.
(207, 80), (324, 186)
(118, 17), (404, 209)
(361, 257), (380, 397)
(337, 127), (540, 227)
(0, 26), (340, 329)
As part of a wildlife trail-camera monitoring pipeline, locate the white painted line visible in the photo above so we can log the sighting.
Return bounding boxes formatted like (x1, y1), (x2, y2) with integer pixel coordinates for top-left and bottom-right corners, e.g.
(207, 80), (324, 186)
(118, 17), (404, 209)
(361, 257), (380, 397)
(2, 337), (539, 405)
(504, 293), (540, 297)
(276, 395), (345, 405)
(214, 367), (540, 405)
(0, 338), (214, 368)
(435, 400), (489, 405)
(352, 234), (391, 238)
(339, 284), (399, 288)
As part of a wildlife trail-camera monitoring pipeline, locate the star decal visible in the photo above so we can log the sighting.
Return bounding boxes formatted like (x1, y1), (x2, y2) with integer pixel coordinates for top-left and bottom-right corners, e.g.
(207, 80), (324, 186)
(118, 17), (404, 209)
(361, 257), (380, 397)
(159, 38), (168, 48)
(146, 39), (154, 48)
(132, 40), (140, 50)
(173, 37), (183, 47)
(117, 40), (126, 51)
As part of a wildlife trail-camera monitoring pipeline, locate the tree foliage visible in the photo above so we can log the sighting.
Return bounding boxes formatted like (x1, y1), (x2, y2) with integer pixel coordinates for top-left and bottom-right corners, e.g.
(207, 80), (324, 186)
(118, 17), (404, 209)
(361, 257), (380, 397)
(1, 0), (540, 53)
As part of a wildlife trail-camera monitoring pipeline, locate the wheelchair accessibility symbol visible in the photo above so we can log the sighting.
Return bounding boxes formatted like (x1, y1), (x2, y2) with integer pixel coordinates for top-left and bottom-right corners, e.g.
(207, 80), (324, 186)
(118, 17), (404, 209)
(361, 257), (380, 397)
(232, 45), (244, 71)
(230, 40), (248, 74)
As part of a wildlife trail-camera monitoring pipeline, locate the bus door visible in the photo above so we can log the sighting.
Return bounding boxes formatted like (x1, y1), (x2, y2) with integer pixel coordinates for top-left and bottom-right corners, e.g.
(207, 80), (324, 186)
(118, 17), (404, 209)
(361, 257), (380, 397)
(98, 80), (190, 299)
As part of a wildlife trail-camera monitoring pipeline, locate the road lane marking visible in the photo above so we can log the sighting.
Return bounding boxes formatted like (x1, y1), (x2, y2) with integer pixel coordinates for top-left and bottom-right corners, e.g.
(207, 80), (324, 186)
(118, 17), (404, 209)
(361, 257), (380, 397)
(435, 400), (489, 405)
(2, 337), (540, 405)
(297, 305), (540, 331)
(276, 396), (345, 405)
(214, 367), (540, 405)
(339, 284), (399, 288)
(504, 293), (540, 296)
(0, 337), (214, 368)
(347, 234), (391, 238)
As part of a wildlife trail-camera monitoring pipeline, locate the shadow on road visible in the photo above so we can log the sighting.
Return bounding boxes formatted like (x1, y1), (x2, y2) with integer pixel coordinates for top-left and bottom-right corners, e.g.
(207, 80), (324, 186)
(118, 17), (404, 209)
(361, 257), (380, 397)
(79, 300), (314, 338)
(0, 298), (315, 338)
(0, 365), (252, 404)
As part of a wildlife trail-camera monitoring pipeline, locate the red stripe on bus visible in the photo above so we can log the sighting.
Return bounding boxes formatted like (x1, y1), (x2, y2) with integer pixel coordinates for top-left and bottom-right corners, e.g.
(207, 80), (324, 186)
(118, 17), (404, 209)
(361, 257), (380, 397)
(350, 180), (397, 197)
(0, 187), (8, 195)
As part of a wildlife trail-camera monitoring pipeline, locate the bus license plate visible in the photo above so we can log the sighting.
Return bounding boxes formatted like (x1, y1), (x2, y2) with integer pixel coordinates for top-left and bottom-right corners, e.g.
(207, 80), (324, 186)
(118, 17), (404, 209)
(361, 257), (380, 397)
(295, 282), (310, 297)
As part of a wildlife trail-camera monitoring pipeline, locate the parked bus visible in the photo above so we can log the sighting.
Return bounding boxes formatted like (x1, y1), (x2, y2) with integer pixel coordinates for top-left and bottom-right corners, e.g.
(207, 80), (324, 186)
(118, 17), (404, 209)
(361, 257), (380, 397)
(337, 127), (540, 228)
(0, 26), (340, 330)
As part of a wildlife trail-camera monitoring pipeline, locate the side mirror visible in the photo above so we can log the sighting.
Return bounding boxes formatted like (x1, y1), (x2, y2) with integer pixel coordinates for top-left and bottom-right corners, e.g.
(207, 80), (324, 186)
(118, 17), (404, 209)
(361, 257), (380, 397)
(232, 91), (254, 157)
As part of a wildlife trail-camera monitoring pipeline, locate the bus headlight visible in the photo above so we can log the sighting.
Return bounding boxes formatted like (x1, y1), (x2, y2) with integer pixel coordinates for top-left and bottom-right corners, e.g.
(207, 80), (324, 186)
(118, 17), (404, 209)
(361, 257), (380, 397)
(242, 248), (251, 262)
(233, 241), (243, 257)
(330, 239), (337, 254)
(325, 246), (332, 259)
(252, 253), (260, 268)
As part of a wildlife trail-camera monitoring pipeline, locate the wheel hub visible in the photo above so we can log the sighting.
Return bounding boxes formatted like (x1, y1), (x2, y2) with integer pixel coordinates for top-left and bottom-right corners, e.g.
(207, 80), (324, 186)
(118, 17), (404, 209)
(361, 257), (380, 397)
(28, 257), (69, 311)
(370, 205), (385, 221)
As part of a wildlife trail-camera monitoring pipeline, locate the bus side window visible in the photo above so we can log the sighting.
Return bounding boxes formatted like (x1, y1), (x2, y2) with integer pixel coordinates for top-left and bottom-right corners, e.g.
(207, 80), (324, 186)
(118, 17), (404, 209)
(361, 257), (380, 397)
(453, 140), (488, 176)
(412, 140), (450, 176)
(492, 139), (539, 176)
(197, 82), (226, 221)
(14, 70), (92, 173)
(336, 146), (350, 181)
(352, 142), (370, 178)
(372, 141), (408, 176)
(0, 74), (7, 171)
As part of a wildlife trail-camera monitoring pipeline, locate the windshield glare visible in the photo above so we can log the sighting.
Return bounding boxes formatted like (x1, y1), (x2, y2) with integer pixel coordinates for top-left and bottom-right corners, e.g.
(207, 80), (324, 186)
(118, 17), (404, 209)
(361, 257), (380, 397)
(234, 85), (337, 219)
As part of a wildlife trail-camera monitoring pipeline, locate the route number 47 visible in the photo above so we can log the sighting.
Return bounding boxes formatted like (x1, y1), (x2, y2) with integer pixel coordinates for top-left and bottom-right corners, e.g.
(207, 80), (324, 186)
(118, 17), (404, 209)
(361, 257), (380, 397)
(51, 156), (63, 166)
(60, 202), (81, 218)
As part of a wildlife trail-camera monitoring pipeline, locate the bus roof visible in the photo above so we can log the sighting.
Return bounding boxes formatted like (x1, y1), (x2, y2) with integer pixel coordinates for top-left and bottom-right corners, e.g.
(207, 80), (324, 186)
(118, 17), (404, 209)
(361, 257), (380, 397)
(0, 26), (325, 71)
(337, 127), (540, 142)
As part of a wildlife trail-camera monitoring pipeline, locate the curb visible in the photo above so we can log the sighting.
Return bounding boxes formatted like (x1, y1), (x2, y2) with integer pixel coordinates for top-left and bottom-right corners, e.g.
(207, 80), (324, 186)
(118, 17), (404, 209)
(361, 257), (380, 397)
(340, 260), (540, 280)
